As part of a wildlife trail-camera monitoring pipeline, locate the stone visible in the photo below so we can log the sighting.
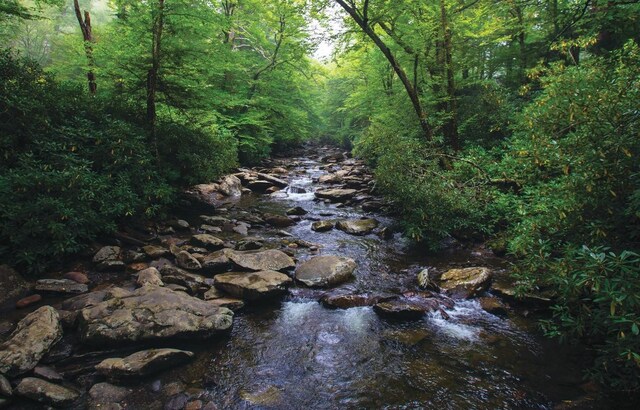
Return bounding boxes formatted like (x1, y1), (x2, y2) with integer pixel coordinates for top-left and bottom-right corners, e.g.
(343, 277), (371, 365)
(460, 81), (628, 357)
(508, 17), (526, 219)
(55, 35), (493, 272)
(127, 262), (149, 273)
(256, 173), (288, 188)
(417, 268), (438, 291)
(314, 189), (357, 202)
(201, 250), (234, 275)
(439, 267), (492, 299)
(478, 297), (508, 316)
(168, 219), (190, 230)
(15, 294), (42, 309)
(159, 265), (207, 295)
(63, 271), (89, 284)
(362, 201), (385, 212)
(208, 298), (245, 311)
(176, 251), (202, 270)
(96, 349), (194, 379)
(286, 206), (308, 216)
(35, 279), (88, 295)
(235, 238), (263, 251)
(200, 215), (230, 226)
(15, 378), (79, 406)
(143, 245), (171, 259)
(373, 297), (441, 320)
(93, 246), (124, 271)
(240, 386), (282, 407)
(218, 175), (242, 197)
(320, 293), (392, 309)
(295, 256), (357, 288)
(263, 213), (296, 228)
(203, 287), (223, 300)
(227, 249), (295, 272)
(214, 271), (292, 301)
(79, 286), (233, 345)
(0, 265), (30, 306)
(0, 306), (62, 376)
(233, 222), (250, 236)
(247, 180), (275, 193)
(0, 374), (12, 396)
(89, 382), (130, 404)
(136, 267), (164, 287)
(33, 365), (63, 382)
(200, 224), (222, 234)
(311, 220), (334, 232)
(190, 234), (225, 251)
(335, 219), (379, 236)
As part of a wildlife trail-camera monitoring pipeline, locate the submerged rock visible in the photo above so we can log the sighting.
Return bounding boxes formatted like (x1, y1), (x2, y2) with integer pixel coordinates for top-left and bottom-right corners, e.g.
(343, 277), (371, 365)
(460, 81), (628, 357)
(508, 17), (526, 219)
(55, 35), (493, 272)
(79, 286), (233, 345)
(311, 220), (334, 232)
(0, 306), (62, 376)
(227, 249), (295, 272)
(16, 377), (79, 406)
(214, 271), (292, 301)
(335, 219), (379, 236)
(439, 267), (492, 299)
(136, 267), (164, 287)
(88, 382), (131, 407)
(96, 348), (194, 379)
(295, 256), (357, 288)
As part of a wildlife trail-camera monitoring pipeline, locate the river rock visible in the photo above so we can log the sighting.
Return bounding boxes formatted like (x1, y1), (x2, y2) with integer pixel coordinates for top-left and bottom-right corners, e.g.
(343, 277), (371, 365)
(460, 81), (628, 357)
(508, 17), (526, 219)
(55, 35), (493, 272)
(136, 267), (164, 287)
(88, 382), (131, 406)
(286, 206), (308, 216)
(0, 265), (30, 305)
(227, 249), (295, 272)
(35, 279), (88, 295)
(295, 256), (357, 288)
(93, 246), (125, 271)
(96, 349), (194, 379)
(16, 294), (42, 309)
(176, 251), (202, 270)
(335, 219), (379, 235)
(314, 189), (357, 202)
(235, 238), (263, 251)
(439, 267), (492, 298)
(417, 268), (438, 291)
(0, 306), (63, 376)
(79, 286), (233, 345)
(200, 215), (230, 226)
(16, 377), (79, 406)
(214, 271), (293, 300)
(208, 298), (245, 311)
(159, 265), (207, 294)
(0, 374), (12, 396)
(219, 175), (242, 197)
(33, 365), (63, 382)
(478, 297), (508, 316)
(320, 293), (392, 309)
(64, 271), (90, 284)
(373, 297), (440, 320)
(201, 250), (234, 274)
(190, 234), (225, 251)
(263, 213), (296, 227)
(247, 180), (275, 193)
(311, 220), (334, 232)
(143, 245), (171, 259)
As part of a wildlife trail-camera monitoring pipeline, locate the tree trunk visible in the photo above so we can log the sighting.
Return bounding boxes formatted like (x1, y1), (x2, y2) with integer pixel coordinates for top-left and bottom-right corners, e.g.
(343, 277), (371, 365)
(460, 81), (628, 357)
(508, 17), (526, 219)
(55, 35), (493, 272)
(73, 0), (96, 95)
(439, 0), (459, 151)
(147, 0), (165, 160)
(334, 0), (433, 141)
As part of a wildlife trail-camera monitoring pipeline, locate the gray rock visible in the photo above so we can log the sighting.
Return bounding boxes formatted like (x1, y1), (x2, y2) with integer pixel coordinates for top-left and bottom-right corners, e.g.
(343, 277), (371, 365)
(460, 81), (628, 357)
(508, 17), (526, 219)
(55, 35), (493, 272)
(89, 382), (131, 404)
(295, 256), (356, 288)
(160, 265), (207, 294)
(311, 220), (334, 232)
(143, 245), (171, 259)
(373, 297), (440, 320)
(190, 234), (224, 251)
(16, 377), (79, 406)
(33, 365), (63, 382)
(0, 306), (62, 376)
(439, 267), (492, 299)
(263, 213), (296, 227)
(200, 224), (222, 234)
(235, 238), (263, 251)
(0, 374), (12, 396)
(201, 250), (234, 274)
(93, 246), (125, 271)
(0, 265), (30, 306)
(233, 222), (250, 236)
(335, 219), (379, 235)
(79, 287), (233, 345)
(256, 173), (288, 188)
(227, 249), (295, 272)
(208, 298), (245, 311)
(136, 267), (164, 287)
(96, 349), (194, 379)
(314, 189), (357, 202)
(218, 175), (242, 197)
(286, 206), (307, 216)
(176, 251), (202, 270)
(200, 215), (230, 226)
(35, 279), (88, 295)
(214, 271), (292, 300)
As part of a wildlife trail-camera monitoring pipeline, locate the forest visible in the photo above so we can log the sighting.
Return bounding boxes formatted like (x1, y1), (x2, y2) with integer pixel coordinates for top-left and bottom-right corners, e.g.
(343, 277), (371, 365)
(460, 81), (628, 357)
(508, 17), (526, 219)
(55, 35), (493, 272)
(1, 0), (640, 408)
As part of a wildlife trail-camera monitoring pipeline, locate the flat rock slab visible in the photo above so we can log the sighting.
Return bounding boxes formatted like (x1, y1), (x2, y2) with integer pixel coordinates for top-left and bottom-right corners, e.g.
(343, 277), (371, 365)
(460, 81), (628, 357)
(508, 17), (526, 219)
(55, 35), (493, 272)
(373, 297), (441, 320)
(79, 286), (233, 345)
(16, 377), (79, 407)
(335, 219), (379, 236)
(35, 279), (88, 295)
(96, 348), (194, 379)
(295, 256), (357, 288)
(0, 306), (62, 376)
(93, 246), (125, 271)
(214, 271), (293, 301)
(439, 267), (492, 299)
(227, 249), (295, 272)
(190, 234), (225, 250)
(320, 293), (393, 309)
(314, 189), (357, 202)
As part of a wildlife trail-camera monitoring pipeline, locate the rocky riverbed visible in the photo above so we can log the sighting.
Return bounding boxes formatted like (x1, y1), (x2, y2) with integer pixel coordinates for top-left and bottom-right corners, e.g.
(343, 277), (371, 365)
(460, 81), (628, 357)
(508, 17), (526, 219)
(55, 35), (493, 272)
(0, 146), (604, 409)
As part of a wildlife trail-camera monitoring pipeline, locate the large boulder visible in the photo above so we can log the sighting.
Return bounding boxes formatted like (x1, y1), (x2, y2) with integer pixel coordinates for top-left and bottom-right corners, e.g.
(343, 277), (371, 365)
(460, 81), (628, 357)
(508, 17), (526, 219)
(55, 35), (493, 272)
(136, 267), (164, 287)
(311, 220), (334, 232)
(176, 251), (202, 271)
(227, 249), (295, 272)
(295, 256), (357, 288)
(96, 348), (194, 379)
(314, 189), (357, 202)
(218, 175), (242, 197)
(78, 286), (233, 345)
(335, 219), (379, 236)
(439, 267), (492, 298)
(15, 378), (79, 407)
(214, 271), (293, 301)
(93, 246), (125, 271)
(263, 213), (296, 228)
(373, 296), (441, 320)
(320, 293), (393, 309)
(0, 306), (63, 376)
(0, 265), (30, 305)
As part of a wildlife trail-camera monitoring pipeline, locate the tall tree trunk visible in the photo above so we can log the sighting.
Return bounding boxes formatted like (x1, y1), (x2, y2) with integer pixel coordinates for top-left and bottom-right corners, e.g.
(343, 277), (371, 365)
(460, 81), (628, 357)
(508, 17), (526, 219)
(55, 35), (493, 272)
(147, 0), (165, 160)
(439, 0), (459, 151)
(334, 0), (433, 141)
(73, 0), (97, 95)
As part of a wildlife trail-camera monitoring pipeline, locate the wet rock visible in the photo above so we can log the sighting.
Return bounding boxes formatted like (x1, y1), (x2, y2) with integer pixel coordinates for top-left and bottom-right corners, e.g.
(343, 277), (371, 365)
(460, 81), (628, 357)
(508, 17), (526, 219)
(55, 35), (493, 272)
(227, 249), (295, 272)
(200, 225), (222, 234)
(33, 365), (63, 382)
(168, 220), (190, 230)
(15, 294), (42, 309)
(88, 382), (130, 406)
(439, 267), (492, 299)
(295, 256), (357, 288)
(35, 279), (88, 295)
(247, 180), (275, 193)
(233, 222), (250, 236)
(127, 262), (149, 273)
(490, 282), (553, 307)
(263, 213), (296, 228)
(320, 293), (392, 309)
(314, 188), (357, 202)
(311, 220), (334, 232)
(0, 374), (12, 396)
(0, 265), (30, 306)
(123, 250), (147, 264)
(16, 377), (79, 406)
(335, 219), (379, 236)
(190, 234), (225, 251)
(143, 245), (171, 259)
(200, 216), (230, 227)
(235, 238), (263, 251)
(286, 206), (308, 216)
(240, 385), (282, 407)
(79, 286), (233, 345)
(93, 246), (125, 271)
(136, 267), (164, 287)
(362, 201), (385, 212)
(373, 297), (440, 320)
(201, 250), (234, 275)
(256, 173), (288, 188)
(377, 226), (394, 240)
(478, 297), (508, 316)
(63, 271), (89, 284)
(203, 287), (223, 301)
(384, 329), (430, 346)
(218, 175), (242, 197)
(214, 271), (292, 301)
(0, 306), (62, 376)
(176, 251), (202, 271)
(159, 265), (207, 294)
(96, 349), (194, 379)
(57, 310), (79, 330)
(208, 298), (245, 311)
(417, 268), (438, 291)
(166, 393), (190, 410)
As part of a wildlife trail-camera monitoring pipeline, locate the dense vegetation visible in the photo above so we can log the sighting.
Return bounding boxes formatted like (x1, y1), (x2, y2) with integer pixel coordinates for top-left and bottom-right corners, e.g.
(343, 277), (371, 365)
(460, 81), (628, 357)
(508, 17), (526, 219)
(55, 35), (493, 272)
(1, 0), (639, 394)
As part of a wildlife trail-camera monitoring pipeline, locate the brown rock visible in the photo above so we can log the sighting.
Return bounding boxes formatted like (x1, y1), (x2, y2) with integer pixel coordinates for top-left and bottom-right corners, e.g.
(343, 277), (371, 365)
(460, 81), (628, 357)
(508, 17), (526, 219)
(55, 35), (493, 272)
(295, 256), (356, 288)
(16, 294), (42, 309)
(214, 271), (292, 301)
(64, 271), (89, 284)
